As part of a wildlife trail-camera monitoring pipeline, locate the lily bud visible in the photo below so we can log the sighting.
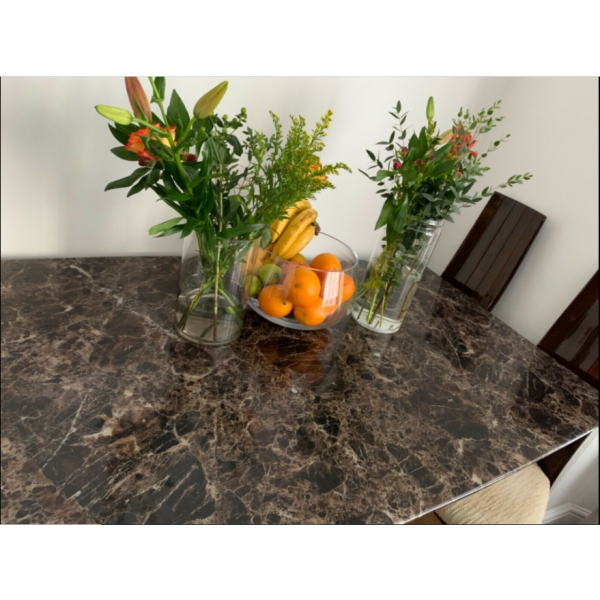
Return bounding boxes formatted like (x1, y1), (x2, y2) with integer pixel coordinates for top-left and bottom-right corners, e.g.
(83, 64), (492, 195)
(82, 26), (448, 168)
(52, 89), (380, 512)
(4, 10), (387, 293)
(426, 96), (435, 120)
(438, 129), (453, 145)
(194, 81), (229, 119)
(125, 77), (152, 121)
(95, 105), (133, 125)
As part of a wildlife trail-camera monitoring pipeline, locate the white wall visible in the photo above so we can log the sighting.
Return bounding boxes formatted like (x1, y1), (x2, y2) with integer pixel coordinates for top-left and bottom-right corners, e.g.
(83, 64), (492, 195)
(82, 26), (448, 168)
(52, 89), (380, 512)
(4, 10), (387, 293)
(2, 77), (598, 345)
(545, 430), (599, 524)
(1, 76), (507, 259)
(429, 77), (599, 345)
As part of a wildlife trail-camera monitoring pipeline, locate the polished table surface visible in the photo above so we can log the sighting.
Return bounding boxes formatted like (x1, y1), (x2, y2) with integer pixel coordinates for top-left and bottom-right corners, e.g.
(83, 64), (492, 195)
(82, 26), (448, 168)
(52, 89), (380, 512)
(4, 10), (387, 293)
(1, 258), (598, 524)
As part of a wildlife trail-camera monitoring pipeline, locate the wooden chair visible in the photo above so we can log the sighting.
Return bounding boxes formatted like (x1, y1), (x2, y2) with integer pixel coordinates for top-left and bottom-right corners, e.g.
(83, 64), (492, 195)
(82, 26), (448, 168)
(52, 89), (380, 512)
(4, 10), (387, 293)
(538, 271), (599, 389)
(442, 192), (546, 311)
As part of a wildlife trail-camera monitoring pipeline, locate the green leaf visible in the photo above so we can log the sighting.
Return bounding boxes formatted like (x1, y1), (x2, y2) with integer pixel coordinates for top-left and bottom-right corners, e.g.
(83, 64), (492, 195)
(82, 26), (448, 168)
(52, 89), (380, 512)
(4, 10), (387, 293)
(375, 169), (395, 181)
(105, 168), (149, 191)
(153, 77), (166, 102)
(366, 149), (376, 161)
(375, 197), (394, 230)
(108, 124), (130, 145)
(430, 159), (457, 178)
(144, 168), (161, 189)
(166, 89), (190, 131)
(180, 219), (198, 238)
(149, 217), (184, 236)
(204, 137), (229, 164)
(260, 227), (272, 249)
(165, 190), (192, 202)
(127, 175), (149, 197)
(151, 112), (164, 126)
(227, 134), (243, 156)
(442, 214), (455, 223)
(156, 225), (185, 238)
(390, 199), (408, 234)
(219, 224), (264, 239)
(110, 146), (138, 161)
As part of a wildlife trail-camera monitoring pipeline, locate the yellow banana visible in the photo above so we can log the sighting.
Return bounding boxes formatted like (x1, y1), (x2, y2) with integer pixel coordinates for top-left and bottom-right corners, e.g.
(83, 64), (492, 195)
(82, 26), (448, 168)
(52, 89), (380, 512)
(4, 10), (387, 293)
(268, 200), (312, 246)
(285, 225), (315, 259)
(272, 208), (318, 259)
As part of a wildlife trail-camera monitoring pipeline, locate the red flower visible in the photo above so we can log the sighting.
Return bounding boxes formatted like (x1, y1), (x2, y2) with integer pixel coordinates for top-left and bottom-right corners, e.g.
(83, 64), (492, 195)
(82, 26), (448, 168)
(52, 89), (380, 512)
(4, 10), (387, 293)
(449, 130), (478, 159)
(393, 161), (402, 170)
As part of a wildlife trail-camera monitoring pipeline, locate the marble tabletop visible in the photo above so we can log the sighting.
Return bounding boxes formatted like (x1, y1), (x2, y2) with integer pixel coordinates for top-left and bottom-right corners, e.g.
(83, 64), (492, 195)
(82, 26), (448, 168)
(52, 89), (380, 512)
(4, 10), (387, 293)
(1, 257), (598, 524)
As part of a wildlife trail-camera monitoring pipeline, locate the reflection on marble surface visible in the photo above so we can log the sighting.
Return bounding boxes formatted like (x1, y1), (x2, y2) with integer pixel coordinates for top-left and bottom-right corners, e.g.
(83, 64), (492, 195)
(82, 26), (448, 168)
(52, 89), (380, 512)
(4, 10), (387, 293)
(1, 258), (598, 524)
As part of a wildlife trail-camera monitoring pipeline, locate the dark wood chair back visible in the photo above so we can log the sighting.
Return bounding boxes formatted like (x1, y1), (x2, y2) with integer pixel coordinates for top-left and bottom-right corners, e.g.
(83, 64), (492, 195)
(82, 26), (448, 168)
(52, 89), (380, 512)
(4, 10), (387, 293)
(442, 192), (546, 310)
(538, 271), (599, 389)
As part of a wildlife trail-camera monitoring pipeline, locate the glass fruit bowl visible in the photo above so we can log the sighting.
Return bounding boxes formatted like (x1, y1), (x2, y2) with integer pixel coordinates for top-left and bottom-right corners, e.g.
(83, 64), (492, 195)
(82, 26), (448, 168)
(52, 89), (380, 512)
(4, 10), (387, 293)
(246, 232), (359, 331)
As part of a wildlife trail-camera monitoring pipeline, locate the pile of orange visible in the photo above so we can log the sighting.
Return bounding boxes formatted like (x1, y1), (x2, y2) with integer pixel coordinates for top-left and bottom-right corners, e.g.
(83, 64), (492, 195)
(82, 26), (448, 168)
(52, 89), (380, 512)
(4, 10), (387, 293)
(258, 253), (355, 327)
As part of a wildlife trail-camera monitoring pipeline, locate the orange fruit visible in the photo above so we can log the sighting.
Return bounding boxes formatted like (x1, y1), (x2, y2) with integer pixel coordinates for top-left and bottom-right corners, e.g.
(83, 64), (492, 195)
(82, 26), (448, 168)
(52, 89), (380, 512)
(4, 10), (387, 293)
(322, 299), (340, 316)
(258, 285), (293, 318)
(341, 274), (356, 303)
(292, 253), (308, 264)
(310, 253), (342, 272)
(283, 267), (321, 307)
(281, 260), (305, 277)
(319, 271), (343, 306)
(293, 298), (330, 326)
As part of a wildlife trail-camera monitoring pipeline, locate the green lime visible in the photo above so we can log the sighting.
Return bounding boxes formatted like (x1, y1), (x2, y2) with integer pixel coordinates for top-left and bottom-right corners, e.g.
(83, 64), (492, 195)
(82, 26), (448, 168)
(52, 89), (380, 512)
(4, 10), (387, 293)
(258, 264), (282, 286)
(248, 276), (262, 298)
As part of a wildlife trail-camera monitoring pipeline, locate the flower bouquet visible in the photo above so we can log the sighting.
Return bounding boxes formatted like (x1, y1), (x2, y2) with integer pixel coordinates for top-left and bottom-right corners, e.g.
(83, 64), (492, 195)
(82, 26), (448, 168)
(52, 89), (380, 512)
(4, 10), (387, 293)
(352, 97), (533, 334)
(96, 78), (348, 344)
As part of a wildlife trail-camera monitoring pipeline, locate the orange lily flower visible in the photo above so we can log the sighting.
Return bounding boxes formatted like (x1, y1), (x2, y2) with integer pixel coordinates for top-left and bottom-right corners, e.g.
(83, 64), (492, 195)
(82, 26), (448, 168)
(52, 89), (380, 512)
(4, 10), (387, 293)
(125, 124), (177, 161)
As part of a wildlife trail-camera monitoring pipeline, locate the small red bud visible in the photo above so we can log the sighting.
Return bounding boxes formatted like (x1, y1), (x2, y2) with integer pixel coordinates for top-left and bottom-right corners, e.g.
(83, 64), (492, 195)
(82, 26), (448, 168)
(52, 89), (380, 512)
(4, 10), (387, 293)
(393, 161), (402, 170)
(401, 147), (409, 155)
(415, 159), (424, 167)
(138, 157), (152, 167)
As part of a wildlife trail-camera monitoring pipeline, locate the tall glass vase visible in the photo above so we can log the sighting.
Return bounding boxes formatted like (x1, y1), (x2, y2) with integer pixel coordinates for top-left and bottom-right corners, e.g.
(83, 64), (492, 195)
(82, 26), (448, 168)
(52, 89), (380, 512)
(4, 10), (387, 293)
(174, 231), (258, 346)
(352, 220), (443, 334)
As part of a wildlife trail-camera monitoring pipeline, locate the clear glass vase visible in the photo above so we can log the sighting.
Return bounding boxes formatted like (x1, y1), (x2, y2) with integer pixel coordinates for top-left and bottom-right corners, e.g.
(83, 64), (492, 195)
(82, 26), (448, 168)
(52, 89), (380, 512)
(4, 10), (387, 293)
(174, 231), (258, 346)
(352, 220), (443, 334)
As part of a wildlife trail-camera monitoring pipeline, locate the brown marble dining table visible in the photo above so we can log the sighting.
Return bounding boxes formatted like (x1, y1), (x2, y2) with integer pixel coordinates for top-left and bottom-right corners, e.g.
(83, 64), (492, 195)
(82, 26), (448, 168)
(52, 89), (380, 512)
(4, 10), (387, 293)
(1, 257), (598, 524)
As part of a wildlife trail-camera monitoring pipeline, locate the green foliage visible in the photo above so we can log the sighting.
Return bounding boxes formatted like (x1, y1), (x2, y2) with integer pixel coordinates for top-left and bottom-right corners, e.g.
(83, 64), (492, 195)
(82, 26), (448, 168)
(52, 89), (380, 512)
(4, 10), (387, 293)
(240, 110), (351, 228)
(359, 97), (533, 319)
(98, 77), (350, 333)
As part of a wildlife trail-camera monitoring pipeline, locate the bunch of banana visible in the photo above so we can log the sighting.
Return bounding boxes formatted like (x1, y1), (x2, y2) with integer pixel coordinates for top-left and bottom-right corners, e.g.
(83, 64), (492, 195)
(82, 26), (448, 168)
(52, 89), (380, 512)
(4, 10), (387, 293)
(268, 200), (319, 260)
(268, 199), (312, 245)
